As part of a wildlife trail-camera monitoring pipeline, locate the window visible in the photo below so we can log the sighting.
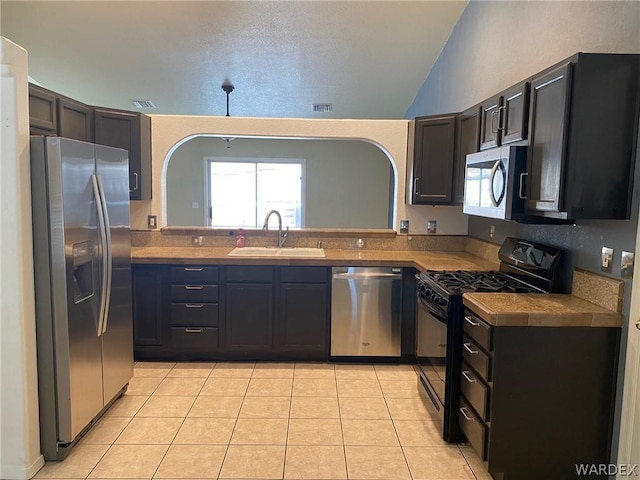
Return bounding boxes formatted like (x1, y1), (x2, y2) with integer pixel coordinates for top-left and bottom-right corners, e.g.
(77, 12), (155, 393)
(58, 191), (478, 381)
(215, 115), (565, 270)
(206, 157), (304, 228)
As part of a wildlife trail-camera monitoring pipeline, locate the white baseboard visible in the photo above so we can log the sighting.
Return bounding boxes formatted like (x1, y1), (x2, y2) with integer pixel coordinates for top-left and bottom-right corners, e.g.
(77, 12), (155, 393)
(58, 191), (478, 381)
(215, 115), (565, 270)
(0, 454), (45, 479)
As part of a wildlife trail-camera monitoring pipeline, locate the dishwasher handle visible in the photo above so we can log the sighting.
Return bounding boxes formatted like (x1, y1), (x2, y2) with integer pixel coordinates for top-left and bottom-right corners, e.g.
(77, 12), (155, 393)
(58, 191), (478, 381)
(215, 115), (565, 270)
(332, 272), (402, 280)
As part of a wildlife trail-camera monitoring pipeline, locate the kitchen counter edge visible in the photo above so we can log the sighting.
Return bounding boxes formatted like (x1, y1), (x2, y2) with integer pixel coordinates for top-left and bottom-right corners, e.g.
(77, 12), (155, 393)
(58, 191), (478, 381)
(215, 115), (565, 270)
(463, 292), (622, 328)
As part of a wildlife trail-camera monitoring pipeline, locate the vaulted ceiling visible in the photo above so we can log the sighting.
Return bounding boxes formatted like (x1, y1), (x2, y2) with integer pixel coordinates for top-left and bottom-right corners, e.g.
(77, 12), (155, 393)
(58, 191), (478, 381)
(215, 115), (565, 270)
(1, 1), (467, 119)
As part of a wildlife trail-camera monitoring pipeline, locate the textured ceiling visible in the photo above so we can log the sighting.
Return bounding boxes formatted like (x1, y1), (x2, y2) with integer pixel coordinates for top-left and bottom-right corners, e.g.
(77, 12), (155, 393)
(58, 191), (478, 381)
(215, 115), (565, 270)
(1, 1), (467, 119)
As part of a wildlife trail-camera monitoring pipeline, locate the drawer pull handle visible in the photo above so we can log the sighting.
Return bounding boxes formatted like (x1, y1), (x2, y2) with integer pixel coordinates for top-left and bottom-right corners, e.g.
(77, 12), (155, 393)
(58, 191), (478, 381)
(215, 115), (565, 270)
(184, 267), (204, 272)
(460, 407), (473, 421)
(463, 343), (479, 354)
(462, 371), (477, 383)
(464, 316), (480, 327)
(185, 304), (204, 308)
(185, 285), (204, 290)
(185, 328), (203, 333)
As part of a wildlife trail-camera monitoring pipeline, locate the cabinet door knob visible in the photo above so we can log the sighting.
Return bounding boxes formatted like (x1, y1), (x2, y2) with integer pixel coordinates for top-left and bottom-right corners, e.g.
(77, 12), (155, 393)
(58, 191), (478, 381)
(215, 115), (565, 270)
(635, 320), (640, 330)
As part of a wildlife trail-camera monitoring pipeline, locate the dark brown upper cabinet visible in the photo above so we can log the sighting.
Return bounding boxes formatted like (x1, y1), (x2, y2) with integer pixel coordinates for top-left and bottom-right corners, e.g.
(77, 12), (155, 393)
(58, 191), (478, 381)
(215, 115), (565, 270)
(28, 84), (58, 135)
(479, 82), (529, 151)
(29, 84), (93, 141)
(479, 95), (501, 150)
(57, 95), (93, 142)
(524, 53), (639, 220)
(453, 106), (481, 204)
(94, 108), (152, 201)
(501, 82), (529, 145)
(409, 114), (457, 205)
(28, 84), (153, 201)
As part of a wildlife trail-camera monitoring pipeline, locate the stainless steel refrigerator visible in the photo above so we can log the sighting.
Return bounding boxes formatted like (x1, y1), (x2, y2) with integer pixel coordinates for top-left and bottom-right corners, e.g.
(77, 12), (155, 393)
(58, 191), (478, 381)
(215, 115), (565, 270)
(30, 136), (133, 461)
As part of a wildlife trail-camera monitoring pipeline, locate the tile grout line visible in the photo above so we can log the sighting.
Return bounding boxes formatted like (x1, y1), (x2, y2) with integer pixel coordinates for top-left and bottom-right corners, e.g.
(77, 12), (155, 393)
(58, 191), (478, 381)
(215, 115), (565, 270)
(85, 364), (172, 480)
(457, 444), (480, 480)
(217, 363), (253, 480)
(146, 361), (193, 480)
(375, 364), (415, 480)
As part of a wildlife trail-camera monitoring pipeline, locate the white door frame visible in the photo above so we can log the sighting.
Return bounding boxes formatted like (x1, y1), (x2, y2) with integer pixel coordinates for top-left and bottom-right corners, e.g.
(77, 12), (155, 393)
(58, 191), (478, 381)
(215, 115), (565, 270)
(617, 208), (640, 476)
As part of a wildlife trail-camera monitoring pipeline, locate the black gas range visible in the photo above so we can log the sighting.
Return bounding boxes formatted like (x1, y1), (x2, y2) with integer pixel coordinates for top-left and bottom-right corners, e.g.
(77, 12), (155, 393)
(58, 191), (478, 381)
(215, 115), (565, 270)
(414, 237), (563, 442)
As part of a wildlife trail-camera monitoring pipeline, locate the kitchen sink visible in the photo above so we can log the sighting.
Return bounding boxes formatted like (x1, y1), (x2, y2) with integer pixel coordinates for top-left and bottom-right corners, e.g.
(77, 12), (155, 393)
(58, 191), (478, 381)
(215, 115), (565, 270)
(228, 247), (325, 257)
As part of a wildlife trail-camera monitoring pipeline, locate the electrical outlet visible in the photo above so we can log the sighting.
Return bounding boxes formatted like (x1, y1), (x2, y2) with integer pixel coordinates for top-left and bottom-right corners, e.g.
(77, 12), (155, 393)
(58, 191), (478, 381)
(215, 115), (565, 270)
(622, 251), (634, 278)
(490, 226), (495, 240)
(601, 247), (613, 273)
(427, 220), (437, 234)
(147, 215), (157, 229)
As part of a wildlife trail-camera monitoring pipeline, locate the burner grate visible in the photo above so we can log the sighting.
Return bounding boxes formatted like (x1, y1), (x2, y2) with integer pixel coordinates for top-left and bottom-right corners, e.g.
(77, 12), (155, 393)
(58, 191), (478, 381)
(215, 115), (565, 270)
(421, 270), (542, 295)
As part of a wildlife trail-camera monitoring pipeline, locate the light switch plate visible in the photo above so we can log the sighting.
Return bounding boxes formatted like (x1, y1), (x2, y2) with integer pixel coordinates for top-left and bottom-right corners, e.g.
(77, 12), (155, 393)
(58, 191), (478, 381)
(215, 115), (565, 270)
(601, 247), (613, 273)
(622, 251), (634, 278)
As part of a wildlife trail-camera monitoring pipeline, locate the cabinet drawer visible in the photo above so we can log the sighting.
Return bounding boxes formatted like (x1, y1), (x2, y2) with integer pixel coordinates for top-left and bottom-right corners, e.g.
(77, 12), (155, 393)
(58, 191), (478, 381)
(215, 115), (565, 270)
(463, 311), (492, 351)
(170, 266), (218, 284)
(461, 364), (490, 421)
(462, 335), (491, 381)
(280, 266), (328, 283)
(171, 303), (219, 327)
(227, 266), (273, 283)
(459, 397), (487, 461)
(170, 285), (219, 302)
(171, 327), (218, 351)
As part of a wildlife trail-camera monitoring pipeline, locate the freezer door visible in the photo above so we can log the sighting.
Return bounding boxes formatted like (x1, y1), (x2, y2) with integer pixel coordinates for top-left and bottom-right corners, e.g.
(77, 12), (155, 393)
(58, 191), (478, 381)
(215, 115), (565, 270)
(32, 137), (105, 447)
(95, 144), (133, 404)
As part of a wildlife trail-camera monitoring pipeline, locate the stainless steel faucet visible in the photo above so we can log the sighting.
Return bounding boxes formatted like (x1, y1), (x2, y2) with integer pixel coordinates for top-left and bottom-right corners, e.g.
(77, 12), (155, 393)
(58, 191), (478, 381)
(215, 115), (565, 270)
(262, 210), (289, 247)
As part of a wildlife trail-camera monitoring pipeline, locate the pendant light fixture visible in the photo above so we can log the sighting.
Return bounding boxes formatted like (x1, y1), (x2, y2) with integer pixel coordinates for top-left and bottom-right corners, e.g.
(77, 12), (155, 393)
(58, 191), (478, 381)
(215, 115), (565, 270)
(221, 82), (235, 148)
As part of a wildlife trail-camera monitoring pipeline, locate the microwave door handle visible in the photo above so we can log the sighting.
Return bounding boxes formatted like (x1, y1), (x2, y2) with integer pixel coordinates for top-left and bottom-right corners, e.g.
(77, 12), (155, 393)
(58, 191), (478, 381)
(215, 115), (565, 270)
(489, 160), (501, 207)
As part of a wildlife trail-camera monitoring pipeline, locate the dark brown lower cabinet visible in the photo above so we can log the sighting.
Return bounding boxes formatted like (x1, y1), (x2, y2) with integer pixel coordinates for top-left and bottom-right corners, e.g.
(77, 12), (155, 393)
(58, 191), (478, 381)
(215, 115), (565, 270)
(460, 308), (620, 480)
(277, 283), (329, 354)
(132, 264), (332, 360)
(132, 265), (165, 347)
(226, 283), (274, 351)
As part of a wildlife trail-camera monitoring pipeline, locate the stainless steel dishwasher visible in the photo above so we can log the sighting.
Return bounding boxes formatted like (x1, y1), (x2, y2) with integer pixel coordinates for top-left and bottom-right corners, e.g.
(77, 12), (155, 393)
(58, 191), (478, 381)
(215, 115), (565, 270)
(330, 266), (402, 356)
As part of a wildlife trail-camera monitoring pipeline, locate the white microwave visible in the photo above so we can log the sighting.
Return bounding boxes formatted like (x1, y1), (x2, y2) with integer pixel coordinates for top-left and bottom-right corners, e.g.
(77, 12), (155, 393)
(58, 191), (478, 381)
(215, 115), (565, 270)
(463, 146), (527, 220)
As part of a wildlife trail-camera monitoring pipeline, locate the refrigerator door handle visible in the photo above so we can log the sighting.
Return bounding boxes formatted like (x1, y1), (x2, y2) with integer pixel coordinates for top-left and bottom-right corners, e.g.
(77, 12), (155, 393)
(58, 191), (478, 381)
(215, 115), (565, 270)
(92, 174), (108, 337)
(96, 175), (113, 335)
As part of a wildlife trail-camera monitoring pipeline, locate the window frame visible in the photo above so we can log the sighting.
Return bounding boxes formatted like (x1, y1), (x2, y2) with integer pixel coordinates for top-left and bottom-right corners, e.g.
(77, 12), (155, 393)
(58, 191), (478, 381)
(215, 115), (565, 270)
(203, 156), (306, 228)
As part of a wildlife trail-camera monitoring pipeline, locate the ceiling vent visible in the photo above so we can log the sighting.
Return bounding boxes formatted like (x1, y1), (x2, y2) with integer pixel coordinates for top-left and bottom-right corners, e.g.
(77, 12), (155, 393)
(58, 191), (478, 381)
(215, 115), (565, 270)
(131, 100), (156, 109)
(312, 103), (332, 113)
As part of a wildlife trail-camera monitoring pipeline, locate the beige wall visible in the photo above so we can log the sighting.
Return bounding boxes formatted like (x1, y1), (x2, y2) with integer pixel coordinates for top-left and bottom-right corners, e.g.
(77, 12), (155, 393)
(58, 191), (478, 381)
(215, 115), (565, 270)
(406, 1), (640, 118)
(132, 115), (470, 235)
(166, 137), (392, 229)
(0, 37), (45, 479)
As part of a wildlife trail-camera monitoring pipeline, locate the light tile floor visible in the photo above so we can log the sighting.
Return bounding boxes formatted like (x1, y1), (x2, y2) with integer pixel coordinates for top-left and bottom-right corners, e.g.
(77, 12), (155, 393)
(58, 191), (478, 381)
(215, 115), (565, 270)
(34, 362), (492, 480)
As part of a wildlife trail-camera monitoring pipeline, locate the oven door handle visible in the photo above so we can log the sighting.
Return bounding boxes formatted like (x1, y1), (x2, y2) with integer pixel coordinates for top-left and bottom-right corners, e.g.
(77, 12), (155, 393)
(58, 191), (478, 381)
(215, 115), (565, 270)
(419, 298), (448, 325)
(429, 309), (448, 325)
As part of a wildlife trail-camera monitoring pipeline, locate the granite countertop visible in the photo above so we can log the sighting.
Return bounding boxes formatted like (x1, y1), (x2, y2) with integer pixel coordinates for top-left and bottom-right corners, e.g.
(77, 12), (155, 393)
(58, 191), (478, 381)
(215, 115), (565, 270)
(463, 292), (623, 328)
(131, 246), (500, 272)
(132, 246), (622, 328)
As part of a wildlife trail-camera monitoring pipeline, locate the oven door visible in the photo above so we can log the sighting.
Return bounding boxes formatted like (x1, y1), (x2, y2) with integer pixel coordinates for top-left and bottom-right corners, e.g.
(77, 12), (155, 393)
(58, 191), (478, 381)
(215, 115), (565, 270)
(415, 296), (449, 420)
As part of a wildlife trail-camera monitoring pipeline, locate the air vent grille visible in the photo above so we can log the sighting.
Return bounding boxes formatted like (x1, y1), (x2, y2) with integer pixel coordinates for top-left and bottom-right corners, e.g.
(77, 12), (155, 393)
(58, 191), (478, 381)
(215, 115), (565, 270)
(131, 100), (156, 109)
(312, 103), (332, 113)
